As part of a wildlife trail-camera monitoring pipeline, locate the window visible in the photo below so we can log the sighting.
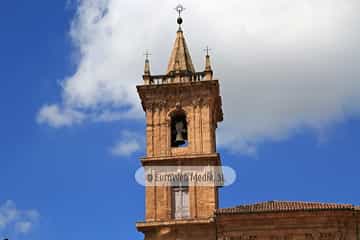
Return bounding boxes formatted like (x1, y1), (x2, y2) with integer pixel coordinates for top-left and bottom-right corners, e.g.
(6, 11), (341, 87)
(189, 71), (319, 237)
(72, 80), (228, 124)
(172, 187), (190, 219)
(171, 111), (188, 147)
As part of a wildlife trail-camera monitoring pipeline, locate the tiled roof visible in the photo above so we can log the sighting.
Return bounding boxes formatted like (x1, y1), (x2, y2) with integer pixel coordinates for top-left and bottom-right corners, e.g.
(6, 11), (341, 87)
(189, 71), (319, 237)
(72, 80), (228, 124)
(217, 200), (360, 215)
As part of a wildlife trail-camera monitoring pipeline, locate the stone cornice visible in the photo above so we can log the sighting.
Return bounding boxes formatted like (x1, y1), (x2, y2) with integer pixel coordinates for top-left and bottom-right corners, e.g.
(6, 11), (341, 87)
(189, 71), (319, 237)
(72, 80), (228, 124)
(136, 217), (215, 231)
(140, 153), (221, 166)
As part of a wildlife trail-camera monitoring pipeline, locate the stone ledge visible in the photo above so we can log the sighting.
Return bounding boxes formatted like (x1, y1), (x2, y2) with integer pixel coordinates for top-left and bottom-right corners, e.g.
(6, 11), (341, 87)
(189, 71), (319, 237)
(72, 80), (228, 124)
(141, 153), (221, 165)
(136, 218), (214, 231)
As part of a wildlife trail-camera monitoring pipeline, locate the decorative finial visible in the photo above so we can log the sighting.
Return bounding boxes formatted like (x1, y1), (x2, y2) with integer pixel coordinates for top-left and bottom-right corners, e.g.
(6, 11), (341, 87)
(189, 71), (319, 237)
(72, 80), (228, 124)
(143, 50), (151, 76)
(204, 46), (213, 76)
(174, 4), (185, 30)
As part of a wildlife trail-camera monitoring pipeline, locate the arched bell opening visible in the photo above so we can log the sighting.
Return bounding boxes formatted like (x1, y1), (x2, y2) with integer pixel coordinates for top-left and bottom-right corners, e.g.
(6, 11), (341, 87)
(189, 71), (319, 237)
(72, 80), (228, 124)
(170, 110), (188, 148)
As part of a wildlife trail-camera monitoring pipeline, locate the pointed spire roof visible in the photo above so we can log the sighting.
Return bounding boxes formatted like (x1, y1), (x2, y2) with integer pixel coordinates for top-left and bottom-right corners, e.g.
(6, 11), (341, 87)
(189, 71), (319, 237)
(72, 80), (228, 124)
(205, 54), (212, 72)
(167, 29), (195, 75)
(142, 51), (151, 84)
(144, 57), (151, 76)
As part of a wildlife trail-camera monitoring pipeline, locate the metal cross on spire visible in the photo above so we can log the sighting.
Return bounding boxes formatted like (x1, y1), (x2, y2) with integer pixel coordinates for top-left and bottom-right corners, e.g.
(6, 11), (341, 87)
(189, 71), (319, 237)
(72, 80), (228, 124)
(204, 46), (212, 56)
(174, 4), (185, 29)
(175, 4), (186, 17)
(144, 50), (151, 60)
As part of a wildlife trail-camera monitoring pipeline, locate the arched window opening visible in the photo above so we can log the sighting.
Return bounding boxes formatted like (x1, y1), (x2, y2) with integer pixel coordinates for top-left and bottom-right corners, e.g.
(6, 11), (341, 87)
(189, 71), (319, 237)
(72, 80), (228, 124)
(171, 111), (188, 147)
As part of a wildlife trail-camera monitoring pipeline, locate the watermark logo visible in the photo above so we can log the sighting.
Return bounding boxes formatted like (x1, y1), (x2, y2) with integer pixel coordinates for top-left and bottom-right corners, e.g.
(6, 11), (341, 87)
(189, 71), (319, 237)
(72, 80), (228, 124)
(135, 166), (236, 187)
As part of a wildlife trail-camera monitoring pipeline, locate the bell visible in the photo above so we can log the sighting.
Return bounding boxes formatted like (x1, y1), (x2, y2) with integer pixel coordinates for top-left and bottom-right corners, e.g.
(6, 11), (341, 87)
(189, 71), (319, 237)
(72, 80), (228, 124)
(175, 121), (185, 145)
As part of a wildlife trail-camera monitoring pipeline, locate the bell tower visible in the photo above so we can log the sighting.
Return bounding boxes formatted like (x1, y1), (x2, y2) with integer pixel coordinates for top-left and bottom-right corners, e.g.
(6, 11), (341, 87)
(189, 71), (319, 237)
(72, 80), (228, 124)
(136, 6), (223, 239)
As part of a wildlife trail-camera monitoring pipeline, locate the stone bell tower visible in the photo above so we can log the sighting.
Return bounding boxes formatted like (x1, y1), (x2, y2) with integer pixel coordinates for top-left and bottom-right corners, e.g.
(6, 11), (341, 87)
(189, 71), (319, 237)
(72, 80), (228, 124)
(136, 5), (223, 240)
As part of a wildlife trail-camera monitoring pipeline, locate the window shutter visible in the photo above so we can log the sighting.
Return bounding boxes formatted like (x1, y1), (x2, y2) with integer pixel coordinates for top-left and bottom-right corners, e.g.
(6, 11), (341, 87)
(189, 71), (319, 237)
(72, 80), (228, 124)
(172, 187), (190, 219)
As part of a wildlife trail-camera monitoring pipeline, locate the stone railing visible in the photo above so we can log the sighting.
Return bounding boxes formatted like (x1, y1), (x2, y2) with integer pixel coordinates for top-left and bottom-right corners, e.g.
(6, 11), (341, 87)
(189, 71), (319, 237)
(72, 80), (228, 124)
(147, 71), (206, 85)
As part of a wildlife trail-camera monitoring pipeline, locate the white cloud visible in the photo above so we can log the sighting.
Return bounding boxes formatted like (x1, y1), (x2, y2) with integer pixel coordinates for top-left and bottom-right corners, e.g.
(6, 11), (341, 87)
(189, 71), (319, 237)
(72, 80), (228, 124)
(37, 104), (85, 128)
(0, 200), (39, 236)
(0, 201), (17, 229)
(110, 131), (143, 157)
(110, 140), (140, 157)
(15, 222), (32, 234)
(38, 0), (360, 153)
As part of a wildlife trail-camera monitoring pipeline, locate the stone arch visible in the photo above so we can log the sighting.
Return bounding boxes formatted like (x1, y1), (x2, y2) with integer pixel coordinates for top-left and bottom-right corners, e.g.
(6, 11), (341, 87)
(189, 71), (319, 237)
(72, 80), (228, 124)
(168, 107), (188, 147)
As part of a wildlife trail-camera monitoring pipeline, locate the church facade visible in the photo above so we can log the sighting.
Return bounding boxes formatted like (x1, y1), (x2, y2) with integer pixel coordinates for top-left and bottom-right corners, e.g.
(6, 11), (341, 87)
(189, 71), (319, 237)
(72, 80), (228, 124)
(136, 10), (360, 240)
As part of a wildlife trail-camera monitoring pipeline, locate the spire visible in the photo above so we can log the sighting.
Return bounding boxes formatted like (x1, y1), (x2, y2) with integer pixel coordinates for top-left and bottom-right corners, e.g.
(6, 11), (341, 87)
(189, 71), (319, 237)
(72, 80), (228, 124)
(167, 30), (195, 74)
(204, 46), (213, 80)
(144, 51), (151, 76)
(205, 55), (212, 71)
(167, 4), (195, 75)
(204, 46), (212, 71)
(143, 51), (151, 84)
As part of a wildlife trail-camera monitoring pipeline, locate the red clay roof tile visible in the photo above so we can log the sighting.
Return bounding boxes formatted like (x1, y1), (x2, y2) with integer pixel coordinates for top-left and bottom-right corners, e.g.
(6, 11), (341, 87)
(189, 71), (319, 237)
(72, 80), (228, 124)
(217, 200), (360, 215)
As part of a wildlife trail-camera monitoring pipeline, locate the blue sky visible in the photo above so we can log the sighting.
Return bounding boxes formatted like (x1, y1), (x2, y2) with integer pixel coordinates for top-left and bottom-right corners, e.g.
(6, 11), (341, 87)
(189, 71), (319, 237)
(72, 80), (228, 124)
(1, 0), (360, 239)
